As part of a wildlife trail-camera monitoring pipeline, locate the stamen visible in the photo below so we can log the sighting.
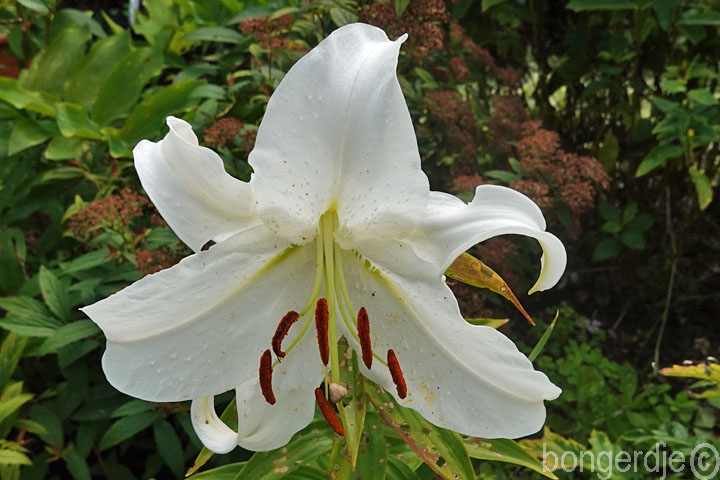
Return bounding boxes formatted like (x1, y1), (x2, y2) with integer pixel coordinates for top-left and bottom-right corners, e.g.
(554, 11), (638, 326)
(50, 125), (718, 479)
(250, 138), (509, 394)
(315, 298), (329, 365)
(314, 388), (345, 436)
(259, 349), (276, 405)
(387, 349), (407, 399)
(357, 307), (373, 369)
(272, 311), (300, 358)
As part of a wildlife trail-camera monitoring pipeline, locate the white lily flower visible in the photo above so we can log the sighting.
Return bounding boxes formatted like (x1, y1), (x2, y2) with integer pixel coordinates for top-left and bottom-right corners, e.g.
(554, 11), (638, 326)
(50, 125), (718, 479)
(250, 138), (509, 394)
(82, 23), (565, 453)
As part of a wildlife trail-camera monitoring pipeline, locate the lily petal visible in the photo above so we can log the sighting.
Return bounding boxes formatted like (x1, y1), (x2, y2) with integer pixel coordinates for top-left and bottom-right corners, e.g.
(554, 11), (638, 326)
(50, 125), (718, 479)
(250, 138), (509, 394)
(134, 117), (258, 252)
(338, 251), (561, 438)
(191, 325), (322, 453)
(249, 23), (429, 242)
(81, 226), (318, 401)
(409, 185), (567, 293)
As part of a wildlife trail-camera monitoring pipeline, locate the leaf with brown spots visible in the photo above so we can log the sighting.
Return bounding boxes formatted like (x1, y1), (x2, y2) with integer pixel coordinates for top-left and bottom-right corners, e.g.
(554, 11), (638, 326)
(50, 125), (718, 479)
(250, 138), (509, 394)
(446, 252), (535, 325)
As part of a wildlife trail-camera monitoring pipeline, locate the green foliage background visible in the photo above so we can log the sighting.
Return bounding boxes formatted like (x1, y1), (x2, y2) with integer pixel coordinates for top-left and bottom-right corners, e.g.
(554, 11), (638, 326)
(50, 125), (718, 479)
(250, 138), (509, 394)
(0, 0), (718, 478)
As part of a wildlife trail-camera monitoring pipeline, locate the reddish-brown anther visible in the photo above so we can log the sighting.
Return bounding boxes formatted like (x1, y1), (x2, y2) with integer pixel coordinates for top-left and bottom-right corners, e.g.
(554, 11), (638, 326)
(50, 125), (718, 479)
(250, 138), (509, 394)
(272, 311), (300, 358)
(259, 349), (276, 405)
(387, 349), (407, 399)
(357, 307), (373, 369)
(315, 298), (329, 365)
(314, 388), (345, 436)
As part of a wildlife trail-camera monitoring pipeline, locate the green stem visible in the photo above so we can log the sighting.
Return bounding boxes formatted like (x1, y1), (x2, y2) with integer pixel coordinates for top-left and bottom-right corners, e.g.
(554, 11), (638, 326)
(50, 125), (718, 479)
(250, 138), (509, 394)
(322, 213), (340, 384)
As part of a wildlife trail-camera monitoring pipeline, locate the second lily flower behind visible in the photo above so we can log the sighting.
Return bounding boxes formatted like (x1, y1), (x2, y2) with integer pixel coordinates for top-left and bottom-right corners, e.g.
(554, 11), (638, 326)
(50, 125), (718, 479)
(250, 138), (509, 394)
(82, 23), (567, 453)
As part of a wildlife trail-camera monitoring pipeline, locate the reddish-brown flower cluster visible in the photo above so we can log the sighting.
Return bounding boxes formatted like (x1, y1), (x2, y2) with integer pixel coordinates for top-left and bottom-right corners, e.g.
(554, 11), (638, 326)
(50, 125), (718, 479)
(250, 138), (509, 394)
(448, 23), (521, 89)
(202, 117), (256, 155)
(425, 89), (477, 173)
(359, 0), (449, 59)
(450, 174), (485, 194)
(509, 180), (552, 210)
(515, 120), (609, 221)
(449, 56), (470, 81)
(68, 188), (149, 241)
(134, 248), (183, 275)
(487, 94), (529, 157)
(239, 15), (303, 51)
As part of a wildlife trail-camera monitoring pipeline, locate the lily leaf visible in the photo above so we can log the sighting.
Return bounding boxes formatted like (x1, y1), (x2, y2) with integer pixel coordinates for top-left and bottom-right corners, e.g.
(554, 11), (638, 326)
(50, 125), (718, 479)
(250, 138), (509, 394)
(528, 311), (559, 362)
(465, 437), (558, 479)
(338, 343), (366, 468)
(367, 384), (474, 480)
(446, 252), (535, 325)
(235, 421), (334, 479)
(465, 317), (509, 328)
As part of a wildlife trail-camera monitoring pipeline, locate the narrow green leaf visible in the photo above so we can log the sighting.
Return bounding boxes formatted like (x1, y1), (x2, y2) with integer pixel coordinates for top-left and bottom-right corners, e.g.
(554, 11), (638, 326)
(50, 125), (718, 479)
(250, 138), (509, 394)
(64, 445), (91, 480)
(0, 334), (28, 391)
(688, 166), (713, 210)
(446, 253), (534, 324)
(8, 119), (52, 155)
(183, 27), (246, 44)
(99, 412), (157, 450)
(45, 136), (88, 160)
(23, 26), (92, 95)
(395, 0), (411, 17)
(482, 0), (510, 11)
(0, 77), (57, 117)
(0, 296), (60, 328)
(56, 103), (103, 140)
(0, 449), (32, 466)
(597, 130), (619, 171)
(329, 7), (358, 27)
(154, 419), (184, 478)
(627, 214), (653, 233)
(528, 311), (558, 362)
(91, 47), (162, 126)
(688, 88), (718, 106)
(112, 400), (153, 418)
(620, 231), (645, 250)
(635, 144), (682, 177)
(465, 438), (558, 479)
(567, 0), (635, 11)
(368, 385), (475, 480)
(34, 320), (100, 356)
(65, 31), (132, 106)
(17, 0), (48, 14)
(339, 347), (367, 468)
(593, 238), (622, 261)
(191, 463), (246, 479)
(0, 393), (33, 424)
(483, 170), (521, 183)
(119, 80), (203, 144)
(622, 203), (638, 225)
(39, 266), (71, 322)
(235, 421), (334, 479)
(353, 412), (388, 479)
(465, 317), (509, 328)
